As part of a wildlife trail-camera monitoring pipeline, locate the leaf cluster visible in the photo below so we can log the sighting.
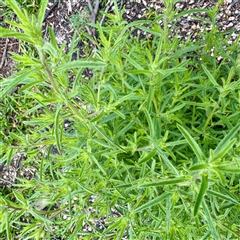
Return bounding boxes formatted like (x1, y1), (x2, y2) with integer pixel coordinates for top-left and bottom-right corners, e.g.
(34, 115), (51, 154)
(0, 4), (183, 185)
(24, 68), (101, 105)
(0, 0), (239, 239)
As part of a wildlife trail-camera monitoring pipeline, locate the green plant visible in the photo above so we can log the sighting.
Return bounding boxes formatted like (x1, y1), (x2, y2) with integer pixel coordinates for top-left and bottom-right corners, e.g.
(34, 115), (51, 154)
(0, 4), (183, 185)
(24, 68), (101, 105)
(0, 0), (239, 239)
(69, 9), (90, 32)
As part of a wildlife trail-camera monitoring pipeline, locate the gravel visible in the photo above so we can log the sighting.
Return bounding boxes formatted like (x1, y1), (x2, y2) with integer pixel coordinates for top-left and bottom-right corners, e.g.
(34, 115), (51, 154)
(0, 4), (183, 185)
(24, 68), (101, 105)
(1, 0), (239, 78)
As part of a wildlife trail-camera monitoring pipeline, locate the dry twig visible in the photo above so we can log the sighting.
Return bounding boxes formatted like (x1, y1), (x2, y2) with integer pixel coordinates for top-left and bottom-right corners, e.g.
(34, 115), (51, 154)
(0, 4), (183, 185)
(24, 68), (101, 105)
(86, 0), (100, 39)
(0, 38), (9, 69)
(100, 1), (115, 26)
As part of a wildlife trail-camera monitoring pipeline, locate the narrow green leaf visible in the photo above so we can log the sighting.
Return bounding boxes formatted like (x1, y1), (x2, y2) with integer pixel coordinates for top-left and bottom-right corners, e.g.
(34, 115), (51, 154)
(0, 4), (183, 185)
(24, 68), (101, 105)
(23, 119), (53, 125)
(143, 108), (154, 138)
(140, 177), (187, 187)
(173, 8), (207, 19)
(219, 202), (235, 210)
(0, 68), (39, 99)
(29, 209), (52, 224)
(216, 166), (240, 173)
(177, 124), (205, 163)
(212, 138), (236, 162)
(54, 61), (106, 73)
(84, 84), (98, 108)
(90, 123), (124, 152)
(69, 216), (85, 240)
(4, 20), (25, 30)
(42, 42), (58, 58)
(89, 111), (104, 122)
(115, 119), (136, 138)
(18, 224), (38, 238)
(153, 36), (163, 64)
(6, 0), (26, 24)
(136, 25), (162, 36)
(112, 93), (136, 107)
(6, 211), (11, 240)
(207, 190), (239, 205)
(121, 52), (144, 70)
(115, 183), (133, 188)
(138, 149), (157, 164)
(37, 0), (48, 31)
(54, 104), (62, 153)
(189, 163), (209, 171)
(200, 231), (211, 240)
(191, 15), (213, 26)
(211, 167), (226, 186)
(218, 223), (240, 238)
(172, 46), (203, 59)
(118, 20), (152, 39)
(0, 28), (34, 43)
(133, 192), (172, 213)
(202, 199), (220, 239)
(48, 27), (58, 50)
(127, 70), (152, 76)
(165, 198), (173, 234)
(6, 148), (14, 167)
(183, 101), (215, 107)
(103, 217), (127, 234)
(194, 174), (208, 216)
(13, 190), (27, 205)
(112, 109), (125, 119)
(214, 124), (240, 159)
(150, 137), (179, 175)
(96, 22), (108, 47)
(156, 66), (186, 76)
(165, 103), (186, 114)
(202, 64), (219, 87)
(90, 155), (106, 175)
